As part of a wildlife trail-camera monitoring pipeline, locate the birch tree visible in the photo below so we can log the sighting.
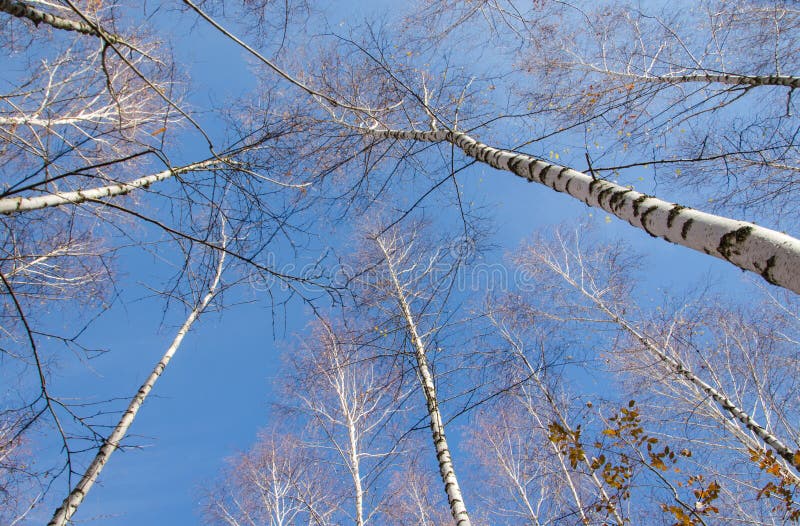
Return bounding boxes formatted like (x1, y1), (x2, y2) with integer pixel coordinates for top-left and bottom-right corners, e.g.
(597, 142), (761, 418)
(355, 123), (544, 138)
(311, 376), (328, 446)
(284, 320), (405, 525)
(339, 220), (482, 526)
(468, 274), (638, 525)
(515, 0), (800, 218)
(204, 432), (335, 526)
(2, 0), (800, 520)
(504, 227), (800, 522)
(182, 0), (800, 294)
(0, 3), (316, 513)
(48, 234), (225, 526)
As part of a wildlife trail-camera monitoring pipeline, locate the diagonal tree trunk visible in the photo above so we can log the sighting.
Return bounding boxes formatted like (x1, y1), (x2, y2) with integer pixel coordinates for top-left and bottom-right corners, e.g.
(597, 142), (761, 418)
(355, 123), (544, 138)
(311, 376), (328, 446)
(0, 158), (227, 215)
(370, 128), (800, 295)
(48, 244), (225, 526)
(0, 0), (120, 42)
(376, 237), (471, 526)
(527, 236), (800, 471)
(578, 66), (800, 89)
(491, 317), (625, 525)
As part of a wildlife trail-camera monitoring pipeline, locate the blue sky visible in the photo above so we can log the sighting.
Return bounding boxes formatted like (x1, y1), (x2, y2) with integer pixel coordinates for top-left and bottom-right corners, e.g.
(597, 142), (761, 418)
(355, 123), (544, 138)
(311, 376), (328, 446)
(3, 1), (788, 524)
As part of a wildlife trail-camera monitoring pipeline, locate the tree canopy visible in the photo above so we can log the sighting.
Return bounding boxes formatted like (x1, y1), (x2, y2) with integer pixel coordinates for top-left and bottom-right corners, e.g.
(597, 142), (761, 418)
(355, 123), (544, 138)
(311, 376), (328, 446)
(1, 0), (799, 524)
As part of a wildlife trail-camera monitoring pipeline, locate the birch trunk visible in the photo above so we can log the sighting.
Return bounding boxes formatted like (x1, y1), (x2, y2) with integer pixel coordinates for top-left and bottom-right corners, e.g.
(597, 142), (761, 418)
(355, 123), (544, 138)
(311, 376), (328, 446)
(606, 304), (799, 468)
(493, 319), (625, 524)
(0, 158), (226, 215)
(584, 68), (800, 89)
(377, 237), (471, 526)
(535, 246), (800, 470)
(0, 0), (120, 42)
(370, 128), (800, 295)
(48, 248), (225, 526)
(346, 414), (365, 526)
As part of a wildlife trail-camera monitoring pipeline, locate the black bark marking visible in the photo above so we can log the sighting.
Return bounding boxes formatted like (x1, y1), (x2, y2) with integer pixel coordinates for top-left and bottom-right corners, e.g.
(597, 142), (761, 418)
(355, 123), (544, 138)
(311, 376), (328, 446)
(717, 226), (754, 260)
(539, 165), (554, 187)
(639, 205), (659, 237)
(508, 155), (525, 175)
(527, 160), (537, 181)
(667, 204), (685, 228)
(755, 255), (778, 285)
(680, 218), (694, 240)
(597, 185), (616, 207)
(588, 178), (603, 201)
(609, 189), (632, 211)
(632, 194), (651, 217)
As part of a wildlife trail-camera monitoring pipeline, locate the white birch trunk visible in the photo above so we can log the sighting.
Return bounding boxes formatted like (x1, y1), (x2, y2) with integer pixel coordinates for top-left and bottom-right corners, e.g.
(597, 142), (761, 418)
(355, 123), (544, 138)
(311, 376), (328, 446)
(346, 414), (365, 526)
(0, 158), (225, 215)
(0, 0), (120, 42)
(583, 68), (800, 89)
(371, 128), (800, 295)
(538, 251), (800, 470)
(606, 305), (799, 468)
(48, 248), (225, 526)
(377, 238), (471, 526)
(640, 73), (800, 88)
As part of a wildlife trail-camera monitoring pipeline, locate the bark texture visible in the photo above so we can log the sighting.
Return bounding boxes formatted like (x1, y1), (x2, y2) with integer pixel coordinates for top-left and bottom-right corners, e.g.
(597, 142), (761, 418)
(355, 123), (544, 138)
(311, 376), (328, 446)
(604, 71), (800, 89)
(0, 158), (226, 214)
(48, 249), (224, 526)
(372, 128), (800, 295)
(0, 0), (119, 42)
(378, 238), (471, 526)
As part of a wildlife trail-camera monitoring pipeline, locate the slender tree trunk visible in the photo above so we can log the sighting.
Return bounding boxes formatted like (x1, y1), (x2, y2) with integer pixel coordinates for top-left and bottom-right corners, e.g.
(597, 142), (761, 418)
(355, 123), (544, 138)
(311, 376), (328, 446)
(0, 158), (226, 215)
(48, 247), (225, 526)
(543, 254), (800, 470)
(346, 414), (365, 526)
(584, 68), (800, 89)
(606, 304), (799, 468)
(370, 128), (800, 295)
(494, 319), (624, 525)
(0, 0), (119, 42)
(377, 237), (471, 526)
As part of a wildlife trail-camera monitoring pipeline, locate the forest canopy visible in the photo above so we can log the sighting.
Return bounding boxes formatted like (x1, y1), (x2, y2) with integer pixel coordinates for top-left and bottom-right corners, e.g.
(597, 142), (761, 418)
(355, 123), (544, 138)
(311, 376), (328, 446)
(1, 0), (799, 524)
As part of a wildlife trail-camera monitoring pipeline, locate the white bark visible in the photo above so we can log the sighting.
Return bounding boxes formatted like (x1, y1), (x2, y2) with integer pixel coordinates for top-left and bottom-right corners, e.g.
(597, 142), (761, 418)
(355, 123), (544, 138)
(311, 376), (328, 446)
(294, 325), (400, 526)
(347, 413), (365, 526)
(371, 128), (800, 295)
(530, 240), (800, 470)
(617, 310), (799, 467)
(492, 319), (624, 525)
(625, 72), (800, 89)
(48, 247), (225, 526)
(377, 237), (471, 526)
(0, 0), (120, 42)
(0, 158), (226, 215)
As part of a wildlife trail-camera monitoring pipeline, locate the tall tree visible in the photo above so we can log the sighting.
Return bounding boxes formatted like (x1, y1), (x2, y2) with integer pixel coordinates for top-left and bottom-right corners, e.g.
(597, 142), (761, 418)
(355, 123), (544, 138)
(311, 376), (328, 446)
(203, 431), (335, 526)
(345, 221), (479, 526)
(48, 232), (226, 525)
(284, 319), (405, 525)
(180, 0), (800, 292)
(501, 227), (800, 522)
